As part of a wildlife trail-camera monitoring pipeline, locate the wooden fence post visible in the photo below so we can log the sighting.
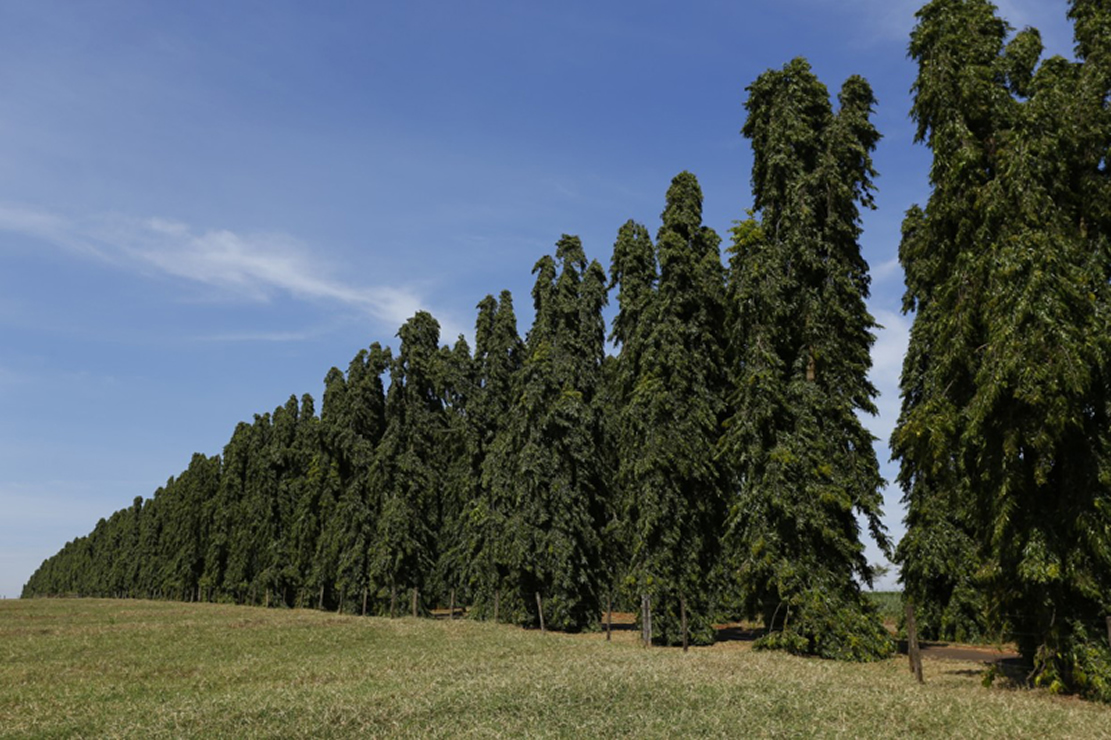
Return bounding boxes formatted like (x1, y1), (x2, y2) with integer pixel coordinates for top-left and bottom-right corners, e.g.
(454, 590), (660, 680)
(906, 600), (924, 684)
(536, 592), (546, 634)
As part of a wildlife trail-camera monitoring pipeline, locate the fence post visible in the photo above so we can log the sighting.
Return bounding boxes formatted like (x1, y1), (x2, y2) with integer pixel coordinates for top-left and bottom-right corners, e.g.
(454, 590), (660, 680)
(906, 600), (924, 684)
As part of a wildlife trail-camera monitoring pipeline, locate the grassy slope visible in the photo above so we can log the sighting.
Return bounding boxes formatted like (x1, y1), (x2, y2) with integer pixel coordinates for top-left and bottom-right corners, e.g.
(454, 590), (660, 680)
(2, 599), (1108, 738)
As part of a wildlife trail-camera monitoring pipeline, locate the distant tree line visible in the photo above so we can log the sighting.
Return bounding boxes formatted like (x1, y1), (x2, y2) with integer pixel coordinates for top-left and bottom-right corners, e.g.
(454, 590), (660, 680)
(23, 0), (1111, 700)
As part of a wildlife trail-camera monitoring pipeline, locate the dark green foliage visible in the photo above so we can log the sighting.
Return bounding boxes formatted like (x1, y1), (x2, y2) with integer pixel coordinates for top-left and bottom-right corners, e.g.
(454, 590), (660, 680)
(483, 236), (608, 631)
(723, 58), (891, 661)
(609, 174), (727, 646)
(894, 0), (1111, 698)
(466, 291), (524, 619)
(370, 312), (449, 614)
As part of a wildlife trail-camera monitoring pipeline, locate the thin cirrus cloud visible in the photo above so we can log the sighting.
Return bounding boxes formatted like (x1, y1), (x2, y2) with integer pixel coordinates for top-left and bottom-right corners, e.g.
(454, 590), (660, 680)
(821, 0), (1074, 49)
(0, 203), (439, 337)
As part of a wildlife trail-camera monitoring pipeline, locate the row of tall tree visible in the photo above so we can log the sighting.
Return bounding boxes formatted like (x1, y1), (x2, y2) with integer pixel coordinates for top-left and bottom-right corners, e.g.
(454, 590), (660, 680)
(24, 56), (893, 660)
(26, 0), (1111, 698)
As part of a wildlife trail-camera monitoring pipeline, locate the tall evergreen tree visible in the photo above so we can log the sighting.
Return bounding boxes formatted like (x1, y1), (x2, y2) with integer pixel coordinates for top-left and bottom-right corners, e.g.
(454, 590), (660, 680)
(609, 173), (727, 646)
(723, 57), (891, 660)
(894, 0), (1111, 697)
(370, 312), (447, 614)
(466, 291), (524, 618)
(484, 236), (608, 631)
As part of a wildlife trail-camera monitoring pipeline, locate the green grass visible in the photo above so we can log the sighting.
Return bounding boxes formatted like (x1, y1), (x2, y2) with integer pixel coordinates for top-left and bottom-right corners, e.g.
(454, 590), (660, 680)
(2, 599), (1109, 738)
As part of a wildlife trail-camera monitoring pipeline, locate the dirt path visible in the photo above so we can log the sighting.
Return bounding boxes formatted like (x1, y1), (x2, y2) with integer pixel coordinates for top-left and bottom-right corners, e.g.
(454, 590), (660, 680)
(918, 641), (1020, 664)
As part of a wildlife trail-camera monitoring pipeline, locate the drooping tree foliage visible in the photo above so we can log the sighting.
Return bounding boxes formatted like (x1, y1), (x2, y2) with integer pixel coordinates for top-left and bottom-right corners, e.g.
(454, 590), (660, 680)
(609, 173), (727, 646)
(722, 58), (892, 661)
(465, 291), (524, 619)
(894, 0), (1111, 699)
(370, 312), (452, 616)
(482, 236), (610, 631)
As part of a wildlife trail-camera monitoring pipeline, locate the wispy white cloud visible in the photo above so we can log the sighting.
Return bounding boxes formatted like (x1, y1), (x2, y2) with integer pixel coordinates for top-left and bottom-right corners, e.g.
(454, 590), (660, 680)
(801, 0), (1074, 51)
(0, 203), (449, 338)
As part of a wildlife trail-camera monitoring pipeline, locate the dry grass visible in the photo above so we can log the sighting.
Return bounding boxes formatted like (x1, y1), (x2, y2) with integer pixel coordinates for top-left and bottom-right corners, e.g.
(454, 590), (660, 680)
(1, 598), (1109, 738)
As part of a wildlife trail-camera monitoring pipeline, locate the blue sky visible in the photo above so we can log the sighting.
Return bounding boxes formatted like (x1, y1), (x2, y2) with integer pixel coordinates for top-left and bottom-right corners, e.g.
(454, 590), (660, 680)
(0, 0), (1077, 597)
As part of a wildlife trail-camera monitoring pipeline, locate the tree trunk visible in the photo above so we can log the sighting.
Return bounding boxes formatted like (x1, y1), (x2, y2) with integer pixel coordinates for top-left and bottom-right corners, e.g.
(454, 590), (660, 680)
(606, 591), (612, 642)
(536, 592), (545, 634)
(681, 594), (689, 652)
(319, 584), (325, 611)
(391, 584), (398, 618)
(411, 587), (418, 619)
(906, 600), (924, 683)
(450, 588), (456, 620)
(362, 588), (368, 617)
(494, 589), (500, 623)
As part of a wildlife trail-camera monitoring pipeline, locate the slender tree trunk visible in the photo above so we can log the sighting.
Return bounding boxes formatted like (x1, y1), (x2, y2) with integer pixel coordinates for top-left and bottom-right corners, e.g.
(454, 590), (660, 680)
(450, 588), (456, 620)
(391, 584), (398, 618)
(362, 588), (368, 617)
(265, 590), (270, 609)
(647, 594), (653, 647)
(319, 584), (325, 610)
(411, 587), (418, 619)
(536, 592), (545, 634)
(681, 594), (689, 652)
(494, 589), (500, 623)
(906, 601), (924, 683)
(606, 591), (612, 642)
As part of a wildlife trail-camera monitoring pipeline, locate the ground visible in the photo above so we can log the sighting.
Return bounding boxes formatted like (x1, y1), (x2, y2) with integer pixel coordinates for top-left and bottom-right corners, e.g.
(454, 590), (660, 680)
(2, 599), (1106, 738)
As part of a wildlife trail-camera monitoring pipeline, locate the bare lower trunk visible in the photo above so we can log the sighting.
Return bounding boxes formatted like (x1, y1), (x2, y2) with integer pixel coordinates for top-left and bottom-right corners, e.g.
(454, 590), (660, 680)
(606, 592), (612, 642)
(681, 594), (689, 652)
(906, 601), (924, 683)
(536, 592), (545, 634)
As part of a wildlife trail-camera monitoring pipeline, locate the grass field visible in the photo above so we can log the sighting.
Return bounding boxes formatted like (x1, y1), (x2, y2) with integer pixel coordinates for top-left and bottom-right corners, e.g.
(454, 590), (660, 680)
(2, 599), (1109, 738)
